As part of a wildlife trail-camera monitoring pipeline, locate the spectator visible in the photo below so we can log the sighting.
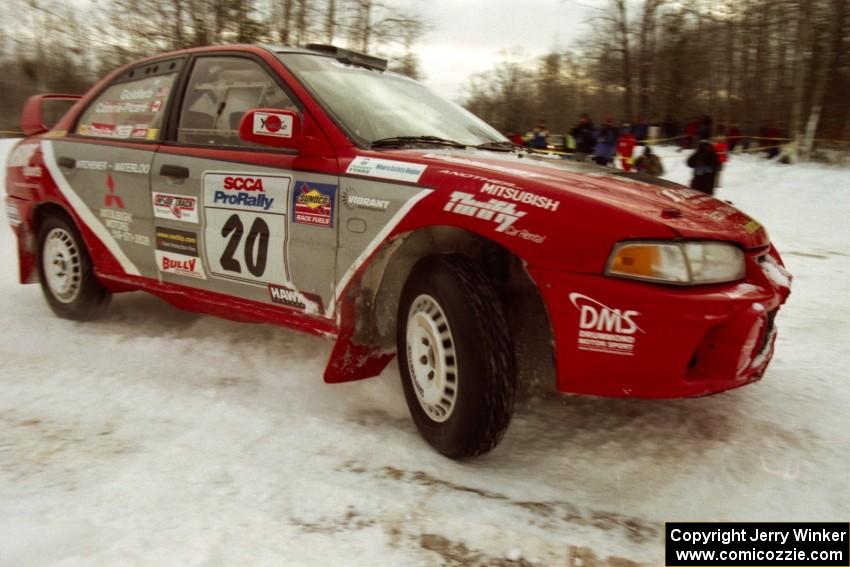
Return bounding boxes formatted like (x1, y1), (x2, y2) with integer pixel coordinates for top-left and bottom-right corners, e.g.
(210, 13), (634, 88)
(764, 124), (781, 159)
(593, 117), (617, 166)
(697, 115), (713, 141)
(633, 118), (649, 143)
(571, 113), (595, 162)
(663, 116), (680, 140)
(616, 123), (637, 171)
(714, 135), (729, 165)
(506, 131), (523, 146)
(531, 120), (549, 150)
(684, 118), (699, 150)
(687, 140), (722, 195)
(634, 146), (664, 176)
(726, 124), (742, 152)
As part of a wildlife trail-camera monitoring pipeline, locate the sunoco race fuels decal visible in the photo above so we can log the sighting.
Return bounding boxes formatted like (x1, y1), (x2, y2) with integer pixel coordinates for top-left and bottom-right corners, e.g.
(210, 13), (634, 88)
(569, 293), (644, 356)
(293, 180), (336, 227)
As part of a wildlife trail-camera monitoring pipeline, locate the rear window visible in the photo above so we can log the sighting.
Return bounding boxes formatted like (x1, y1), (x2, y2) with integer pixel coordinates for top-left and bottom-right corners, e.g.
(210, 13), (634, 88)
(76, 73), (176, 141)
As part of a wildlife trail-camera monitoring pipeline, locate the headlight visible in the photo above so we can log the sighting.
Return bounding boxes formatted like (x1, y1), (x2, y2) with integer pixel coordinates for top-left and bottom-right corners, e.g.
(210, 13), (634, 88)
(606, 241), (745, 285)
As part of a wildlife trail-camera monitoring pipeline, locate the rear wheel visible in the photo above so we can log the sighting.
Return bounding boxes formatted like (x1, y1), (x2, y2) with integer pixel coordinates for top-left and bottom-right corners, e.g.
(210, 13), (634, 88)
(37, 215), (111, 321)
(397, 255), (516, 458)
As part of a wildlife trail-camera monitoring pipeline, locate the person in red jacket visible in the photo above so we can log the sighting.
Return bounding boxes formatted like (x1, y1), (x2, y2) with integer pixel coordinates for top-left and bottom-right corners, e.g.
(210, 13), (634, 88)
(714, 135), (729, 165)
(616, 124), (637, 171)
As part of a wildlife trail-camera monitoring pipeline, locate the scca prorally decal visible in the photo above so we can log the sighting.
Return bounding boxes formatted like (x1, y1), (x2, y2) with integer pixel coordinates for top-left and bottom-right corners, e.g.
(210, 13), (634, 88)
(443, 191), (526, 232)
(346, 157), (426, 183)
(421, 154), (546, 179)
(293, 180), (336, 228)
(568, 292), (644, 356)
(479, 182), (559, 212)
(156, 250), (206, 279)
(203, 173), (291, 214)
(152, 192), (198, 223)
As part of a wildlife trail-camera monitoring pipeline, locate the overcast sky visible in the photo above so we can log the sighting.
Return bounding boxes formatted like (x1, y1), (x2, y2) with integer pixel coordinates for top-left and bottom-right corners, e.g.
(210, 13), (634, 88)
(415, 0), (605, 100)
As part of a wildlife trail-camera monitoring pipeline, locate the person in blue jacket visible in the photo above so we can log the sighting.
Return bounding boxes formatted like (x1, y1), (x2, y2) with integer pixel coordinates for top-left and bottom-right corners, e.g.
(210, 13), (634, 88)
(593, 117), (617, 166)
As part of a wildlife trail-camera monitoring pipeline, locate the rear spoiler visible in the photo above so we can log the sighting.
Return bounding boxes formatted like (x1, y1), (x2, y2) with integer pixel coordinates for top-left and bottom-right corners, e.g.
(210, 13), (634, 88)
(21, 94), (83, 136)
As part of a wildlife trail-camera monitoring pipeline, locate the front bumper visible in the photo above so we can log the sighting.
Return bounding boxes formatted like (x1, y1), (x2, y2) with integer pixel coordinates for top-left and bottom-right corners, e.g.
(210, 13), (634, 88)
(529, 247), (791, 398)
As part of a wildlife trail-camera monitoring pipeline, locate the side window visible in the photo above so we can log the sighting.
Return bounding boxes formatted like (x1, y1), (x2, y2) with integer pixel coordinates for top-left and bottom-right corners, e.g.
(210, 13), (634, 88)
(76, 73), (176, 141)
(177, 57), (297, 148)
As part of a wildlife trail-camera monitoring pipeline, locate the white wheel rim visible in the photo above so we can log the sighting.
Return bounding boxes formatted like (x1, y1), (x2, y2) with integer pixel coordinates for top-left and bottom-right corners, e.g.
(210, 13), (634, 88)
(43, 227), (82, 304)
(406, 294), (458, 423)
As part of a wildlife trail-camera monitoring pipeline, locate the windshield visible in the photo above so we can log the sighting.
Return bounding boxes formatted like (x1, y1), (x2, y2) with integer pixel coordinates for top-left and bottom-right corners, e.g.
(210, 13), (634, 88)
(279, 53), (507, 147)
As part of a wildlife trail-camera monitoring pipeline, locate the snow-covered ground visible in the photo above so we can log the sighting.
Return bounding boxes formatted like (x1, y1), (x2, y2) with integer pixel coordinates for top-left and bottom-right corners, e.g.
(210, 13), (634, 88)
(0, 138), (848, 566)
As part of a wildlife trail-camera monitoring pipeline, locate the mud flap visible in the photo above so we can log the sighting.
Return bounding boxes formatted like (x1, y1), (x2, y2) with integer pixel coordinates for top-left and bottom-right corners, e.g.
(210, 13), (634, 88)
(323, 295), (395, 383)
(323, 334), (395, 383)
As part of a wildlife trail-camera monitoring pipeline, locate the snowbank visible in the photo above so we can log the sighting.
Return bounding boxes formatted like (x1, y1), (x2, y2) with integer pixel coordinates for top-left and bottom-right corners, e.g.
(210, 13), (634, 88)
(1, 139), (849, 566)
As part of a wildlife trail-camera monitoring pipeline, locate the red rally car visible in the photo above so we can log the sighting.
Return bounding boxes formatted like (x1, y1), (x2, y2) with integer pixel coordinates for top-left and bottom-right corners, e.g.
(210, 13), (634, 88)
(5, 44), (792, 458)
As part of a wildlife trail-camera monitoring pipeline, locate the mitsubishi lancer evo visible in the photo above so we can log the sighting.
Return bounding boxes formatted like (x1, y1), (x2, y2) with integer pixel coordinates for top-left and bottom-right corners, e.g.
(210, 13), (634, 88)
(5, 44), (791, 458)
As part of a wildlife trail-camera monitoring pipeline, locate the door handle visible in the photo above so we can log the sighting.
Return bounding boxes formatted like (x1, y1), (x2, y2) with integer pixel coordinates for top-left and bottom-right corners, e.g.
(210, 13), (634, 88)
(159, 164), (190, 179)
(57, 157), (76, 169)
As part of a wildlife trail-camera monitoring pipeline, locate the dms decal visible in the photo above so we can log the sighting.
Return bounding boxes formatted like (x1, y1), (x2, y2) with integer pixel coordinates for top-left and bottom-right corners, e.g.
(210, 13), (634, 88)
(569, 293), (644, 356)
(203, 172), (291, 214)
(443, 191), (526, 232)
(156, 250), (206, 280)
(293, 180), (336, 228)
(346, 157), (426, 183)
(152, 192), (198, 223)
(253, 111), (293, 138)
(155, 227), (198, 256)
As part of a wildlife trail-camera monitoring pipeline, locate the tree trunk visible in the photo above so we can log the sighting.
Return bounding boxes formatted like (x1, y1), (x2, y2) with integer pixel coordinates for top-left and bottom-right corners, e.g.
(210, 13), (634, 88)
(615, 0), (633, 120)
(325, 0), (335, 43)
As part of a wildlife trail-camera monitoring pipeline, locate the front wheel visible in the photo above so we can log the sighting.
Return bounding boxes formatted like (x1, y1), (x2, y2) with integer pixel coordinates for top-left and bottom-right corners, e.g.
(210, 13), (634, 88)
(37, 214), (111, 321)
(397, 255), (516, 458)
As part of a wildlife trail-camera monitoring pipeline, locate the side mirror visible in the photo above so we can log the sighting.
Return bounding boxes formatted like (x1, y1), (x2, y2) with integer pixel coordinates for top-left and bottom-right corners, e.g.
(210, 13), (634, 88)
(238, 108), (302, 150)
(21, 94), (81, 136)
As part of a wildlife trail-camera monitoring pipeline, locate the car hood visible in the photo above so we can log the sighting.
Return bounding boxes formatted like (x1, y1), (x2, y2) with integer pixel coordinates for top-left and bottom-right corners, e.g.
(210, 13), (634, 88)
(406, 149), (770, 250)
